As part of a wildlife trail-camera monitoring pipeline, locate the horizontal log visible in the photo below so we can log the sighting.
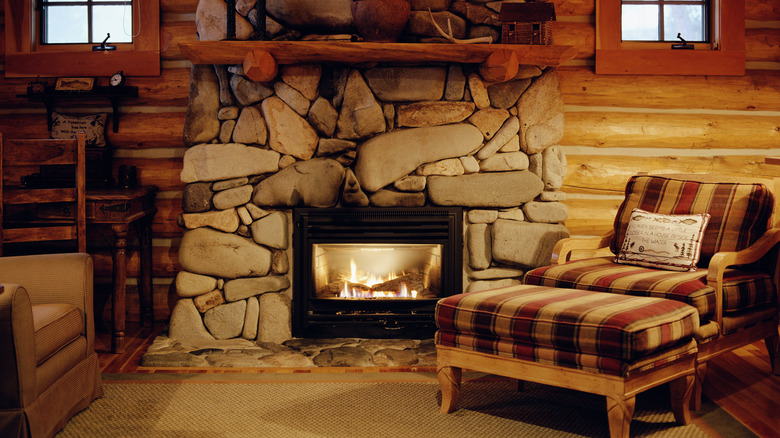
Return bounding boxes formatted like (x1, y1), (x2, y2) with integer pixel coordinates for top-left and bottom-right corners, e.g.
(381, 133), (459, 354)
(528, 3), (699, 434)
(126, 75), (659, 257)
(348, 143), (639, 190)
(562, 197), (619, 237)
(562, 111), (780, 149)
(149, 196), (185, 238)
(551, 21), (594, 60)
(161, 0), (198, 13)
(179, 41), (580, 67)
(559, 67), (780, 112)
(562, 154), (778, 194)
(107, 112), (187, 149)
(162, 21), (198, 60)
(746, 28), (780, 62)
(550, 0), (595, 16)
(745, 0), (780, 21)
(112, 157), (185, 192)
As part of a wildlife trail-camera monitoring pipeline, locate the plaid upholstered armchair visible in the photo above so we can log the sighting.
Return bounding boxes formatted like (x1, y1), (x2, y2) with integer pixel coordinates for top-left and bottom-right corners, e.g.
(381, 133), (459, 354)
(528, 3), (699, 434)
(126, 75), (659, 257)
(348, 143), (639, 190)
(524, 174), (780, 409)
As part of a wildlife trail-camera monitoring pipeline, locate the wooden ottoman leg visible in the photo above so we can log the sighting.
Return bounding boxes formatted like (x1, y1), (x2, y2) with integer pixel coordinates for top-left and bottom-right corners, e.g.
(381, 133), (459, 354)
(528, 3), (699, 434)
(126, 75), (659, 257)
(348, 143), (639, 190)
(669, 374), (694, 424)
(606, 394), (635, 438)
(438, 365), (462, 414)
(692, 362), (707, 411)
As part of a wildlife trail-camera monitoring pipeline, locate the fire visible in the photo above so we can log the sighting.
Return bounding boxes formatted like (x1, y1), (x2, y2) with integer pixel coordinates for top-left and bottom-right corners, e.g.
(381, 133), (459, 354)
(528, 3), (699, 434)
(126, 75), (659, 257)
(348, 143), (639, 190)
(339, 259), (418, 299)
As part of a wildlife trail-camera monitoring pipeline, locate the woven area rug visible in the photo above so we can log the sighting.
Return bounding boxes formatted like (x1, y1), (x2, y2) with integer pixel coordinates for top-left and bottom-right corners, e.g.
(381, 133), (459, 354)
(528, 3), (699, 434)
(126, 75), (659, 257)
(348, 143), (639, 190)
(57, 373), (753, 437)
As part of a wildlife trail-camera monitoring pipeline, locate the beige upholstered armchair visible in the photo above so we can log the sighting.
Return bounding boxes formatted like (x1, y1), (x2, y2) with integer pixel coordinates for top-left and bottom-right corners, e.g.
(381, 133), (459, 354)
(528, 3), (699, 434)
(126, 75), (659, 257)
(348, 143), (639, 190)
(0, 253), (103, 438)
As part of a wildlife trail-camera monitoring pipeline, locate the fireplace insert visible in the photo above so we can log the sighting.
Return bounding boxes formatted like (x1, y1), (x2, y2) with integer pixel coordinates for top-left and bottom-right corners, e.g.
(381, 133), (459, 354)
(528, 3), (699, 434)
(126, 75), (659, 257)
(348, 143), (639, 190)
(293, 207), (463, 338)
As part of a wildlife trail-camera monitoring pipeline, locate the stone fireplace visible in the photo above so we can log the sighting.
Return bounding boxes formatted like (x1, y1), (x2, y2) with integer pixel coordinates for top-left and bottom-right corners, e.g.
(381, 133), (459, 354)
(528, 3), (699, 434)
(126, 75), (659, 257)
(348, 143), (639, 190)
(169, 0), (571, 346)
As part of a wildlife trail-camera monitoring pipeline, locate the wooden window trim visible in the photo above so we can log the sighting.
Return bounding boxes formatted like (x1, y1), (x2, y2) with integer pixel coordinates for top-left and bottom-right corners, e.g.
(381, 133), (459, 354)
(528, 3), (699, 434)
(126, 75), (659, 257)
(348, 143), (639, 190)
(4, 0), (160, 78)
(595, 0), (745, 75)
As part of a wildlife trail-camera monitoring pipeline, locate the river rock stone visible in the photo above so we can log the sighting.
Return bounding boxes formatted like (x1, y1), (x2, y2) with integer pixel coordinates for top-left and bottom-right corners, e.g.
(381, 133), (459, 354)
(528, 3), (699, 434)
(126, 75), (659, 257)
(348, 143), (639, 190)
(498, 208), (525, 221)
(184, 65), (220, 146)
(179, 227), (272, 278)
(542, 144), (567, 190)
(396, 101), (475, 128)
(243, 296), (259, 340)
(445, 64), (466, 101)
(369, 189), (426, 207)
(394, 175), (426, 192)
(281, 64), (321, 101)
(308, 97), (338, 137)
(194, 290), (224, 313)
(354, 124), (483, 192)
(230, 74), (274, 106)
(468, 74), (490, 109)
(224, 276), (291, 302)
(266, 0), (355, 33)
(212, 185), (253, 210)
(232, 107), (267, 146)
(336, 70), (386, 139)
(176, 271), (218, 298)
(195, 0), (253, 41)
(500, 135), (521, 152)
(261, 96), (319, 160)
(450, 1), (499, 26)
(317, 138), (356, 156)
(517, 68), (565, 154)
(467, 209), (498, 223)
(182, 182), (213, 213)
(314, 347), (374, 367)
(274, 82), (310, 116)
(417, 158), (465, 176)
(271, 250), (290, 275)
(410, 0), (451, 12)
(479, 152), (529, 172)
(214, 67), (235, 107)
(467, 223), (491, 270)
(218, 106), (239, 120)
(523, 201), (569, 223)
(468, 266), (524, 280)
(182, 208), (241, 233)
(459, 156), (480, 173)
(169, 299), (215, 342)
(428, 171), (543, 207)
(219, 120), (235, 143)
(342, 168), (370, 206)
(181, 143), (280, 183)
(492, 220), (570, 268)
(476, 117), (520, 160)
(250, 211), (289, 249)
(540, 190), (567, 202)
(364, 67), (447, 102)
(213, 177), (249, 191)
(468, 108), (509, 140)
(204, 300), (247, 340)
(487, 79), (532, 109)
(252, 158), (345, 207)
(257, 292), (292, 343)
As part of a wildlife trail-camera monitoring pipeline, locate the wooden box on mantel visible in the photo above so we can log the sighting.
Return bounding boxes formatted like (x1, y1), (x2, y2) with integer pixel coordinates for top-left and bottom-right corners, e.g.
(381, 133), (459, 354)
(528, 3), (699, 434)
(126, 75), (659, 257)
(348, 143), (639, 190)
(500, 2), (556, 45)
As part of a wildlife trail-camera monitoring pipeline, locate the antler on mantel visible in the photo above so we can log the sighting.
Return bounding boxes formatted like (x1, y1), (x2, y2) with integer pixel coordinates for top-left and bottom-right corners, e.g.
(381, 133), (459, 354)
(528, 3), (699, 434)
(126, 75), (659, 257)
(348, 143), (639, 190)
(427, 9), (493, 44)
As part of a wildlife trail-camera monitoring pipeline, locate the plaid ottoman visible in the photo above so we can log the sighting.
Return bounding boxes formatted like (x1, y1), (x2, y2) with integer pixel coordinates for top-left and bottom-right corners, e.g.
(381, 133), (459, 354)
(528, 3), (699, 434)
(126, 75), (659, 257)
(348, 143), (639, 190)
(435, 284), (699, 438)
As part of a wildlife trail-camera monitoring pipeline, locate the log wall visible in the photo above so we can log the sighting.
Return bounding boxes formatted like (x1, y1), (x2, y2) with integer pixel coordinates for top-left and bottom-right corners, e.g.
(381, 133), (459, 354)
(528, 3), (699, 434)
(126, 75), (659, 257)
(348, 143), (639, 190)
(1, 0), (778, 322)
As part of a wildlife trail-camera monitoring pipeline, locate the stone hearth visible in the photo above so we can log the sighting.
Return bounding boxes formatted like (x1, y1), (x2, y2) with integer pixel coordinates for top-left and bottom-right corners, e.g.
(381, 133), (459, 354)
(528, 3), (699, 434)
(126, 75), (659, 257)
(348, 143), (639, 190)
(169, 0), (570, 347)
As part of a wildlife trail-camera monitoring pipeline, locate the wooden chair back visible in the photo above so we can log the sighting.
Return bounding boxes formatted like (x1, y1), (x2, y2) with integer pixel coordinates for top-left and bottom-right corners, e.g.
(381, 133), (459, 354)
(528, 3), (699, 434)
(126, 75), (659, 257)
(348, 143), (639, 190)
(0, 132), (87, 256)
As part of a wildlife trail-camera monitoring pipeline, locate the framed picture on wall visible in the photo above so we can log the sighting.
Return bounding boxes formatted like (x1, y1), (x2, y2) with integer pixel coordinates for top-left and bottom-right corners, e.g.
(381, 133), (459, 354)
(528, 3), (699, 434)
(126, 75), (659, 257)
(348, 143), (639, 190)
(55, 77), (95, 92)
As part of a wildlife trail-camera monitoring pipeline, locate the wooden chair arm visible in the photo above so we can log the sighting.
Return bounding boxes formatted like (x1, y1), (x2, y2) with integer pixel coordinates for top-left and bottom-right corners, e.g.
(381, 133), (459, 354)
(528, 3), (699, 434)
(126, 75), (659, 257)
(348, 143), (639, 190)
(551, 230), (615, 265)
(706, 228), (780, 329)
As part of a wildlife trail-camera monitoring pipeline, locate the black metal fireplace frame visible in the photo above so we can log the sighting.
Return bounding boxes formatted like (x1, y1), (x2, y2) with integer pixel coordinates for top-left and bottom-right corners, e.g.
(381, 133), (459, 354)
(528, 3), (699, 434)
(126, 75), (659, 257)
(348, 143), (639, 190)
(292, 207), (463, 338)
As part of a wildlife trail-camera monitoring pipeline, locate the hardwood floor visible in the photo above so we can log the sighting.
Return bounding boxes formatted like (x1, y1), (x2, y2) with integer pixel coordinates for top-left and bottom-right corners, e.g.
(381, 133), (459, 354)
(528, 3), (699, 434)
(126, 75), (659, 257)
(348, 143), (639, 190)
(96, 323), (780, 437)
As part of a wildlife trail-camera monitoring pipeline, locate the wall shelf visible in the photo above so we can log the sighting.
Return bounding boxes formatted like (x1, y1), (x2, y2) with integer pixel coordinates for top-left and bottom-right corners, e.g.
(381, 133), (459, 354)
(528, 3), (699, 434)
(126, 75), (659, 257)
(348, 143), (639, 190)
(19, 86), (139, 133)
(178, 41), (579, 67)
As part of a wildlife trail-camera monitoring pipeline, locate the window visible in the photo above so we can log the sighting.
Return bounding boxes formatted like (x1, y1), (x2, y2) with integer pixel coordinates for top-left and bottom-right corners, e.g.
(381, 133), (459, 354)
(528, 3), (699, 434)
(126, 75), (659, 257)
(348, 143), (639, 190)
(41, 0), (133, 45)
(621, 0), (708, 42)
(4, 0), (159, 77)
(595, 0), (744, 75)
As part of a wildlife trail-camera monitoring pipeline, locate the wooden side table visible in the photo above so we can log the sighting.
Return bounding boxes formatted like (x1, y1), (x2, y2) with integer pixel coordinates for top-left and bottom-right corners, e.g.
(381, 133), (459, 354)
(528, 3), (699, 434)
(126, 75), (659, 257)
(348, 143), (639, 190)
(87, 186), (157, 353)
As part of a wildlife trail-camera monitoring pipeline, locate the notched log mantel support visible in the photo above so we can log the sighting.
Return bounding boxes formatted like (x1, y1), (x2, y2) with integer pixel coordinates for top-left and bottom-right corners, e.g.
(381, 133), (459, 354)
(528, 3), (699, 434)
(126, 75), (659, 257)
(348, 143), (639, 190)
(180, 41), (579, 82)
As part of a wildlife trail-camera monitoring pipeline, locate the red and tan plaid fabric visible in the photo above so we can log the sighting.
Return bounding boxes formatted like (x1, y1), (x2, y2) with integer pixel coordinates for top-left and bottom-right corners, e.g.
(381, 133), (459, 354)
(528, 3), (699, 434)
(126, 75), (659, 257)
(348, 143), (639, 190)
(436, 331), (698, 376)
(609, 176), (775, 264)
(524, 257), (777, 317)
(435, 285), (698, 364)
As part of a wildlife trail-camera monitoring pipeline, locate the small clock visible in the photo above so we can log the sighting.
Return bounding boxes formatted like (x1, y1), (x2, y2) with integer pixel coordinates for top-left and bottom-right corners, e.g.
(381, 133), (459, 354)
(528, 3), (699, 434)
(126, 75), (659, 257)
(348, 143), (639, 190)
(109, 71), (125, 87)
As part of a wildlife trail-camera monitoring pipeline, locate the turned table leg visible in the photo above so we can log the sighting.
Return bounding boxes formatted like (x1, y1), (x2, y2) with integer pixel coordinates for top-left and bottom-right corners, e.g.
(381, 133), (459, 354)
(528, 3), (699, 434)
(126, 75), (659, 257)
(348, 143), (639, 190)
(134, 216), (154, 328)
(438, 365), (462, 414)
(110, 223), (128, 353)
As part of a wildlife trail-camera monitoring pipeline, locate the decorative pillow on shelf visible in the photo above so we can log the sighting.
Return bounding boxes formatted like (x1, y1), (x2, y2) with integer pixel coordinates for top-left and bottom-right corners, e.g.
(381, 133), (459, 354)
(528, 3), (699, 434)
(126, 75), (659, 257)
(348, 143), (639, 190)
(615, 208), (711, 272)
(50, 111), (107, 147)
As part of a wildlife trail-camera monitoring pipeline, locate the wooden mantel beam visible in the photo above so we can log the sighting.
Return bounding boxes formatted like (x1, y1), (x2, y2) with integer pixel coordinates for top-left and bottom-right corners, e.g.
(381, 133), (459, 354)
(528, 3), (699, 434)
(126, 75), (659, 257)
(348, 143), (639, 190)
(178, 41), (579, 68)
